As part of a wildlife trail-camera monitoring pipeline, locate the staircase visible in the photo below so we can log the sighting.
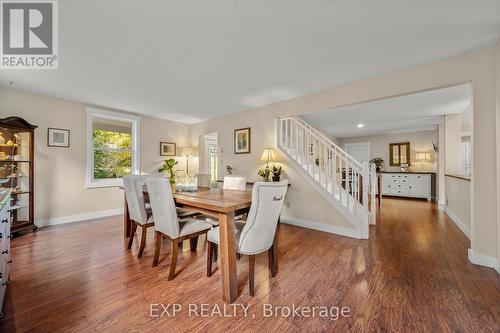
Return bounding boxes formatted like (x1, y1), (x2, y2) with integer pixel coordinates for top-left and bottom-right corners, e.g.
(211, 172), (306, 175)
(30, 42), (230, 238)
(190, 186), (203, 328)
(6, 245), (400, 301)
(276, 116), (377, 239)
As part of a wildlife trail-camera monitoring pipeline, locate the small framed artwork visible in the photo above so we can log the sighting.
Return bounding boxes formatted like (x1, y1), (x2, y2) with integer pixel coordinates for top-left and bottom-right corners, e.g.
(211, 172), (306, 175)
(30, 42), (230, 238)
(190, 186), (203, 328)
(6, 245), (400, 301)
(47, 128), (70, 147)
(160, 142), (176, 156)
(234, 127), (251, 154)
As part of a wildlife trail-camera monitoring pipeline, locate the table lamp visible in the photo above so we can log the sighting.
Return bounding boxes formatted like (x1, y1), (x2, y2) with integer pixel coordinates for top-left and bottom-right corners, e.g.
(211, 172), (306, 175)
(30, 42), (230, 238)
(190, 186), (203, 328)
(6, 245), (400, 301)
(416, 152), (431, 162)
(260, 147), (276, 168)
(181, 147), (195, 174)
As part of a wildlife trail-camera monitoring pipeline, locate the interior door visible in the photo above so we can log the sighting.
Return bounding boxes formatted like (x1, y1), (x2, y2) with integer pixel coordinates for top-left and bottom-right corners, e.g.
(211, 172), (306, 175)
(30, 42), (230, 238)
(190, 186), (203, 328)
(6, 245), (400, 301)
(344, 143), (371, 164)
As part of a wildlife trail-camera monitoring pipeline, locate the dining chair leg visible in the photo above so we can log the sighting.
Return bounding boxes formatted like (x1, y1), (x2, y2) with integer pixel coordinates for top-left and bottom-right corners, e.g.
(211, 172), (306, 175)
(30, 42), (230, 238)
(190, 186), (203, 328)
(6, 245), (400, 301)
(138, 225), (147, 258)
(268, 245), (277, 277)
(127, 222), (137, 250)
(213, 244), (218, 262)
(207, 241), (213, 277)
(249, 254), (255, 296)
(169, 239), (179, 280)
(178, 241), (183, 251)
(189, 236), (198, 252)
(153, 231), (161, 267)
(236, 253), (241, 260)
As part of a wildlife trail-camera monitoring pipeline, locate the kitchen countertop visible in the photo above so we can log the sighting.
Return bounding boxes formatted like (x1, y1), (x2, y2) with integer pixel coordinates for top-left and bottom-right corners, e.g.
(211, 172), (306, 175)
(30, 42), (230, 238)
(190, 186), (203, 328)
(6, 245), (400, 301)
(379, 171), (436, 175)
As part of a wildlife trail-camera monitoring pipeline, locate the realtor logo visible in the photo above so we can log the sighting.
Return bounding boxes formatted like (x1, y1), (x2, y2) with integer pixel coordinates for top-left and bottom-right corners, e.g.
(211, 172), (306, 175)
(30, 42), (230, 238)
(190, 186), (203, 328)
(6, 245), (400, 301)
(1, 0), (58, 69)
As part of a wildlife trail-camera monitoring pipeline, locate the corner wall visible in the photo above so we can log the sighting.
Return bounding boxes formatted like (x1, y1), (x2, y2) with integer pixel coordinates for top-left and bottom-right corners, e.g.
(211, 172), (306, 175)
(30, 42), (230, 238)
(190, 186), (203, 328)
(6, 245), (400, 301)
(192, 45), (498, 266)
(0, 88), (191, 225)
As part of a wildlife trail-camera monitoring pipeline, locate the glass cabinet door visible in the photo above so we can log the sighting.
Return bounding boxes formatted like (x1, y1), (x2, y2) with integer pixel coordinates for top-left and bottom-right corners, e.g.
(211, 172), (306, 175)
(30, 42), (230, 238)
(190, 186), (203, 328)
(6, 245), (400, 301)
(0, 127), (32, 229)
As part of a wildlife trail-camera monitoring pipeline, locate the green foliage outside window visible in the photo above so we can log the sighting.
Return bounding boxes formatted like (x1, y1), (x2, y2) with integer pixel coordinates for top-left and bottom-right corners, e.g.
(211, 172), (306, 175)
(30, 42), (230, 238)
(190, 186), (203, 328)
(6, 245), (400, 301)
(93, 129), (132, 179)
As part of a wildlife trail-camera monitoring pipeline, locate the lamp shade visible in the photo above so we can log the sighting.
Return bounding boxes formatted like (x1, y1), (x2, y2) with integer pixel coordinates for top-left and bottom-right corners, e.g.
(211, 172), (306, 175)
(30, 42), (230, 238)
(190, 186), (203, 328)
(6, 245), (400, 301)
(260, 148), (276, 163)
(415, 152), (431, 161)
(181, 147), (195, 157)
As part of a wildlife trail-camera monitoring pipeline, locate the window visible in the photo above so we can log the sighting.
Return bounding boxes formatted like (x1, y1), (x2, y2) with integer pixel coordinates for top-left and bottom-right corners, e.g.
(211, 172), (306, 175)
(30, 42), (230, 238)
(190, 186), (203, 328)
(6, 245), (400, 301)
(86, 108), (140, 188)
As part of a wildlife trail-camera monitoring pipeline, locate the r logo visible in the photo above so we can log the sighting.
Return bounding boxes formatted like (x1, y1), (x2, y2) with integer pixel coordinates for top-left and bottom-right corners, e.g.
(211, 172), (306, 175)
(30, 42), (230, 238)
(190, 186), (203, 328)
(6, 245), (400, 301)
(2, 2), (53, 54)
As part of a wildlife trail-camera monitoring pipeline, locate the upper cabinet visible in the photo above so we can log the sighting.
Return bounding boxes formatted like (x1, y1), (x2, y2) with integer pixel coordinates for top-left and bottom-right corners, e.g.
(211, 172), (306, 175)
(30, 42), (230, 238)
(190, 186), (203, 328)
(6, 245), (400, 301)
(389, 142), (410, 166)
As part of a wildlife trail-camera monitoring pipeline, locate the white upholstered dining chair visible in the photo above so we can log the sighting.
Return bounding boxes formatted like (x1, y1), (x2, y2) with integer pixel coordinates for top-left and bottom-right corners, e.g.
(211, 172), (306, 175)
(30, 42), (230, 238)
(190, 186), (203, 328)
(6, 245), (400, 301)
(203, 176), (247, 227)
(145, 177), (212, 280)
(123, 175), (154, 258)
(223, 176), (247, 190)
(206, 181), (289, 296)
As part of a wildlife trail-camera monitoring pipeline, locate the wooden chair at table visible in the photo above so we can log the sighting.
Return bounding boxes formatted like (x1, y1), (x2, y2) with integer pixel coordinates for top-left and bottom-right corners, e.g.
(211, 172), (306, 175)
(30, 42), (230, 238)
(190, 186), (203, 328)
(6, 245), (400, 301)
(123, 175), (154, 259)
(207, 181), (289, 296)
(145, 176), (212, 280)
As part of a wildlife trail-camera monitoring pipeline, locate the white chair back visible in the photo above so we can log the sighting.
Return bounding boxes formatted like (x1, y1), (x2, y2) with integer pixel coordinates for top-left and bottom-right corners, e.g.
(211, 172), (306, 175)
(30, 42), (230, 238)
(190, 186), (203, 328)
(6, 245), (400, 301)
(197, 174), (211, 187)
(223, 176), (246, 190)
(238, 181), (289, 254)
(144, 176), (180, 238)
(123, 176), (148, 225)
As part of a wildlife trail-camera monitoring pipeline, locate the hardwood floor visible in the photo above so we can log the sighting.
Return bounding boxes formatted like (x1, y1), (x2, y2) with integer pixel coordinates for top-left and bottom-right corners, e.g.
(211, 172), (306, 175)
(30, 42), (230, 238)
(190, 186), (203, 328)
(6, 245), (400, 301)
(1, 198), (499, 332)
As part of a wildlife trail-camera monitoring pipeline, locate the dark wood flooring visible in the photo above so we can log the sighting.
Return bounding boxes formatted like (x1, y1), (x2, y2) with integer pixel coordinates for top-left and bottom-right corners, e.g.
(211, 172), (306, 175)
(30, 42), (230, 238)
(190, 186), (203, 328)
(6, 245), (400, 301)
(0, 198), (499, 332)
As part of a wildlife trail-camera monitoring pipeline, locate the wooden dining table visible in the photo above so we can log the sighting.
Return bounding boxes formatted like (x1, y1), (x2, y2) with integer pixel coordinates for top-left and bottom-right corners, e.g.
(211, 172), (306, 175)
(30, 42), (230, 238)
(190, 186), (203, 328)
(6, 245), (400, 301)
(122, 186), (255, 303)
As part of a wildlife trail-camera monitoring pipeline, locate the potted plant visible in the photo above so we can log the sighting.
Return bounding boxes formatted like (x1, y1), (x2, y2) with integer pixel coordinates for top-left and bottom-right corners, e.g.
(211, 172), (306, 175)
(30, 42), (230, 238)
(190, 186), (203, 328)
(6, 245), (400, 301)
(258, 168), (270, 181)
(159, 158), (178, 192)
(270, 164), (285, 182)
(369, 157), (384, 172)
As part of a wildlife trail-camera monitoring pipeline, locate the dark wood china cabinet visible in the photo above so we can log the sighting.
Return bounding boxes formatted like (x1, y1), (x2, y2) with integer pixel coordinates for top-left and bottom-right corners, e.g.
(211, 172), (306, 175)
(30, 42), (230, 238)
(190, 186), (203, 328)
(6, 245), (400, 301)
(0, 117), (37, 235)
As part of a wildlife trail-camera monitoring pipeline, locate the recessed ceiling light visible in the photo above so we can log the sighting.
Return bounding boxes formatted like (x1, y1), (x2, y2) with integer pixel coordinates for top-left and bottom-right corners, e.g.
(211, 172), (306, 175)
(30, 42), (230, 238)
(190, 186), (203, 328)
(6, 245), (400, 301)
(357, 123), (364, 128)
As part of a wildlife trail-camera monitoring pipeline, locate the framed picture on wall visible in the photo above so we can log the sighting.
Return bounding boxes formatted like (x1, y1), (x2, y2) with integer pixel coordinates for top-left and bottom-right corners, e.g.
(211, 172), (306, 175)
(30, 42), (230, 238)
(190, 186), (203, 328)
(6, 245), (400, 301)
(47, 128), (70, 147)
(160, 142), (176, 156)
(234, 127), (251, 154)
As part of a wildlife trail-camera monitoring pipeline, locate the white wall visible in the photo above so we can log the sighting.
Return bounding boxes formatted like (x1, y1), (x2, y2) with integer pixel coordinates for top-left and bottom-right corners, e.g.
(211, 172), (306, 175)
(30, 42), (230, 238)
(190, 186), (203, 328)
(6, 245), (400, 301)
(445, 114), (463, 174)
(0, 88), (191, 224)
(445, 176), (471, 238)
(496, 40), (500, 268)
(338, 129), (438, 173)
(191, 45), (498, 266)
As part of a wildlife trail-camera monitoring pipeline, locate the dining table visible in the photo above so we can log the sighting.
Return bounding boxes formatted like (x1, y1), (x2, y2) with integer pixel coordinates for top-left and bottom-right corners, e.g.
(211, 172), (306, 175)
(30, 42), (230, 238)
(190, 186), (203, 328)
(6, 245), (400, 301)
(121, 185), (269, 304)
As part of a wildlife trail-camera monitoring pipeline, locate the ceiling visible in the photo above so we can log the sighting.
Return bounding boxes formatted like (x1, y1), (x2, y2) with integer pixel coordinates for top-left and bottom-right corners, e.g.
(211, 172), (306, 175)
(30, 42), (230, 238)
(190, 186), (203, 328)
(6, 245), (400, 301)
(1, 1), (499, 124)
(300, 84), (471, 138)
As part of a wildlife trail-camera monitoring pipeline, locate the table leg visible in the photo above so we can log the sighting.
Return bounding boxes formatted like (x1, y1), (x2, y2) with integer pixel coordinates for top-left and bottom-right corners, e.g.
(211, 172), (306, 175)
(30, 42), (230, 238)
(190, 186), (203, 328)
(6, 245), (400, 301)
(124, 192), (131, 238)
(218, 211), (238, 303)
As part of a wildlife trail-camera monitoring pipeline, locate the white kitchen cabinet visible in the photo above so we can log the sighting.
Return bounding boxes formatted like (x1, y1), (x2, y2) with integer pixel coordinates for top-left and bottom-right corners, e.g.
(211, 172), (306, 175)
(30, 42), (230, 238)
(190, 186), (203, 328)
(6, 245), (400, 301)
(381, 172), (434, 200)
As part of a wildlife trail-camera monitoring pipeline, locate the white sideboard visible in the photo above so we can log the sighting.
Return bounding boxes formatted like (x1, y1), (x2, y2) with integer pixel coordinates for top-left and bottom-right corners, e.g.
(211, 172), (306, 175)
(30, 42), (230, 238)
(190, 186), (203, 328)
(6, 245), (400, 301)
(0, 189), (11, 318)
(381, 172), (434, 200)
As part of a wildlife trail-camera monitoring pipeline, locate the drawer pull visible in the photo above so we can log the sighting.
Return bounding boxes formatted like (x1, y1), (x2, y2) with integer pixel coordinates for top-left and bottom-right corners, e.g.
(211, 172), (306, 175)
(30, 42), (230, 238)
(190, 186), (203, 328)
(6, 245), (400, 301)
(1, 250), (8, 255)
(7, 260), (12, 264)
(2, 280), (9, 286)
(1, 219), (7, 223)
(0, 233), (2, 238)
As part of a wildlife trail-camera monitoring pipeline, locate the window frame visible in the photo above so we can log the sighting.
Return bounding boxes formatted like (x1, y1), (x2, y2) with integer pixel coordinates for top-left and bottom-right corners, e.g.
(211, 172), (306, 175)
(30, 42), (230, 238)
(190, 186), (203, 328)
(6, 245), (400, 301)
(86, 107), (140, 188)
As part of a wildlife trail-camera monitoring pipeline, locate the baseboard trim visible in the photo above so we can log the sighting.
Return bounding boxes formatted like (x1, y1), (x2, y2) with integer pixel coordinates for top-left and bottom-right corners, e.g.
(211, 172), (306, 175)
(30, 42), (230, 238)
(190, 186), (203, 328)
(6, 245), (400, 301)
(280, 216), (362, 239)
(468, 249), (500, 274)
(443, 206), (471, 239)
(37, 208), (122, 228)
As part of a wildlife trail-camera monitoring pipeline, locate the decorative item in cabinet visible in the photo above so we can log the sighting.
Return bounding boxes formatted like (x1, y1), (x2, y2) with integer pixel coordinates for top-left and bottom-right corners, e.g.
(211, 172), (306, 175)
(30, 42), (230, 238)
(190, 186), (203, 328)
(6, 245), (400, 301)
(0, 117), (37, 236)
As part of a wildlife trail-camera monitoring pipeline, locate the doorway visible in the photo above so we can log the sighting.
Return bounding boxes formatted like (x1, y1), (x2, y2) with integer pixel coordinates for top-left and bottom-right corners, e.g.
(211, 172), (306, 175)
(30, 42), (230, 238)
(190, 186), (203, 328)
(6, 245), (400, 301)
(200, 132), (218, 181)
(344, 142), (371, 164)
